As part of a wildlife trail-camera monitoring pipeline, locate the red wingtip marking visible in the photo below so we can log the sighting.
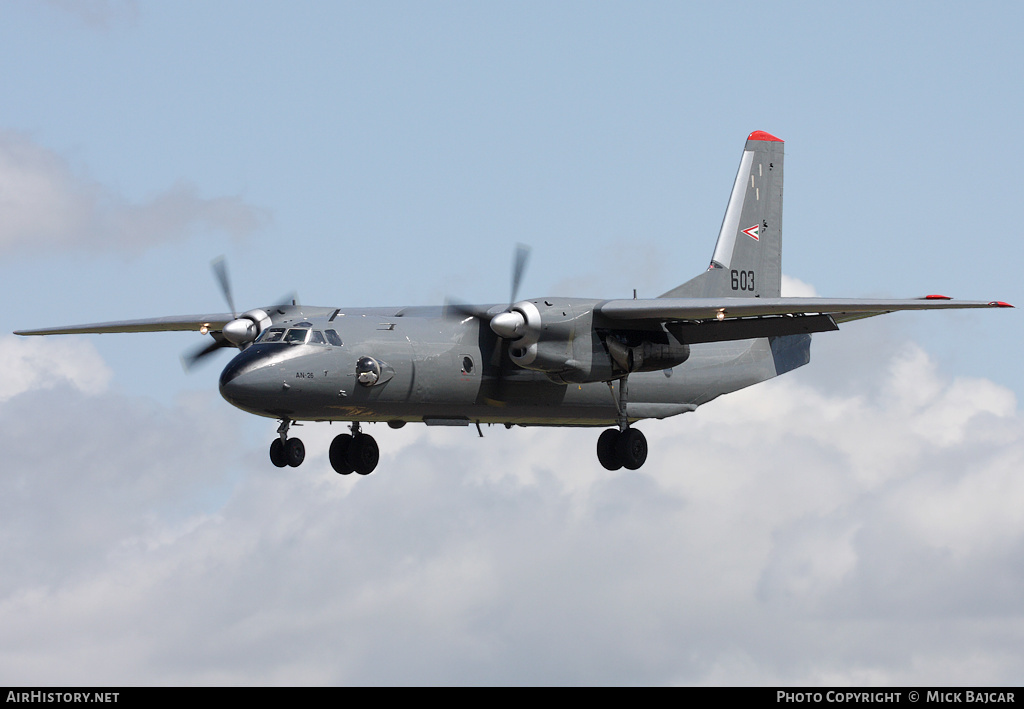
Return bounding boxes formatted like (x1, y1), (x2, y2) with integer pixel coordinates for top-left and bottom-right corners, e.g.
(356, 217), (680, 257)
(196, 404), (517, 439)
(748, 130), (783, 143)
(925, 294), (952, 300)
(990, 301), (1014, 308)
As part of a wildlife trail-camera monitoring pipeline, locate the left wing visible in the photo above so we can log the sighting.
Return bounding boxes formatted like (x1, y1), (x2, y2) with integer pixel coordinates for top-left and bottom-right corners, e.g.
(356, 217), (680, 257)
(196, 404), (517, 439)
(600, 296), (1012, 321)
(598, 296), (1012, 344)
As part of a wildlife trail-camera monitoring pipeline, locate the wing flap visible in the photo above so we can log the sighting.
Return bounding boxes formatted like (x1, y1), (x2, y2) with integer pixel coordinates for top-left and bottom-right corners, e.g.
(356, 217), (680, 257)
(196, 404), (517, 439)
(665, 313), (839, 344)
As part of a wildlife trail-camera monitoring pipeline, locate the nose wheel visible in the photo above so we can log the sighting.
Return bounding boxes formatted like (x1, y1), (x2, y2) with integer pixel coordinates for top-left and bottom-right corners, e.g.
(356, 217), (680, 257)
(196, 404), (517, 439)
(269, 419), (305, 468)
(329, 423), (379, 476)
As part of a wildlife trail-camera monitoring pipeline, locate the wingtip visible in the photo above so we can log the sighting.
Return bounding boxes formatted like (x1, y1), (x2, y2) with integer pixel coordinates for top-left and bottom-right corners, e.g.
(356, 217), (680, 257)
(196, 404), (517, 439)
(923, 294), (952, 300)
(748, 130), (783, 143)
(989, 301), (1014, 308)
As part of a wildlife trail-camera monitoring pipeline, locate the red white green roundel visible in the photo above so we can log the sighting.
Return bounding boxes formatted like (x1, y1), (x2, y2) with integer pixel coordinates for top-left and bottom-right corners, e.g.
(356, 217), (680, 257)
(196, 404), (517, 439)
(742, 224), (760, 241)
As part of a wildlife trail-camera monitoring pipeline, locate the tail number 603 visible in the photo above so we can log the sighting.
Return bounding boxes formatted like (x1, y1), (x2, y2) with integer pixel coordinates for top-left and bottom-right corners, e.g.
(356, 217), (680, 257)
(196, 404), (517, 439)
(731, 270), (755, 291)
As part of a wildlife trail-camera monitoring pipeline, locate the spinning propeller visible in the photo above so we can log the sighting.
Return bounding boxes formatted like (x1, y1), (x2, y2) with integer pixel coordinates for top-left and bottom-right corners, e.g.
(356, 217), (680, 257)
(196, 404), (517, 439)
(445, 244), (538, 403)
(182, 258), (289, 371)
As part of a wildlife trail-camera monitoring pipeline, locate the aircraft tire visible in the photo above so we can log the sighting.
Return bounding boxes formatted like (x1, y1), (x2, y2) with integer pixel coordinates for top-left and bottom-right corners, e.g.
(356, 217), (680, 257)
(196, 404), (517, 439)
(330, 434), (355, 475)
(285, 437), (305, 467)
(347, 435), (379, 475)
(616, 428), (647, 470)
(597, 429), (623, 471)
(270, 438), (287, 468)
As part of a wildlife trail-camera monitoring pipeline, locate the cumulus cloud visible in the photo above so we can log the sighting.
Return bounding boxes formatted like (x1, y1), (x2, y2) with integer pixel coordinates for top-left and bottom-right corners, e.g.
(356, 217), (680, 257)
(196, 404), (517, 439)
(0, 131), (270, 256)
(0, 336), (111, 401)
(781, 274), (818, 297)
(0, 330), (1021, 685)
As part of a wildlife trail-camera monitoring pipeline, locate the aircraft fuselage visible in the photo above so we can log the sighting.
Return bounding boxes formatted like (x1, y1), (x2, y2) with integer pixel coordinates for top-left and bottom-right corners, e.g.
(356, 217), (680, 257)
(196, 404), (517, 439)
(218, 302), (789, 428)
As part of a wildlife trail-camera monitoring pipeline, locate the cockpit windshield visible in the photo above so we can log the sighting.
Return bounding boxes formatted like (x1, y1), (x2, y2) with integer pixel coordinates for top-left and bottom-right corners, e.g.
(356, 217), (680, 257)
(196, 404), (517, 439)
(256, 326), (343, 346)
(259, 327), (286, 343)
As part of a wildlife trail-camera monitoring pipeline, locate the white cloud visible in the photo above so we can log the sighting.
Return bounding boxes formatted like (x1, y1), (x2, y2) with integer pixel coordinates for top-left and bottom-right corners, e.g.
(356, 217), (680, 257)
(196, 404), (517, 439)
(0, 328), (1021, 685)
(0, 335), (111, 401)
(781, 274), (818, 297)
(0, 132), (270, 256)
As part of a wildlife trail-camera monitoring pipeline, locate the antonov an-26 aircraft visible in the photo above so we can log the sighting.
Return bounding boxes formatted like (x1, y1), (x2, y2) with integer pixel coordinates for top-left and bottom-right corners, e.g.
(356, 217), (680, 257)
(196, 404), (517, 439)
(15, 131), (1012, 475)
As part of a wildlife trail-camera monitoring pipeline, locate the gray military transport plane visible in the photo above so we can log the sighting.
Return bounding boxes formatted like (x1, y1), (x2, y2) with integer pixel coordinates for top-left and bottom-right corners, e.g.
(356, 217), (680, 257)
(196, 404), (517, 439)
(15, 131), (1013, 475)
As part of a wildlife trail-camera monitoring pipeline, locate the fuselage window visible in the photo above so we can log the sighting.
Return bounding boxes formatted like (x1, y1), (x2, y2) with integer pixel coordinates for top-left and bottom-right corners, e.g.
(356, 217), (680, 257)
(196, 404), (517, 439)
(309, 330), (327, 345)
(260, 327), (286, 343)
(325, 329), (343, 346)
(462, 356), (474, 374)
(284, 328), (310, 344)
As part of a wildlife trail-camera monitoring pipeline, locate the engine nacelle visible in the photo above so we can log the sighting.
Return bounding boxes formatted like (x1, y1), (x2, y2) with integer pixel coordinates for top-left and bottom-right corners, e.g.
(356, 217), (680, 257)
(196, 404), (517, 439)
(605, 335), (690, 373)
(222, 308), (273, 349)
(490, 300), (579, 374)
(490, 298), (691, 384)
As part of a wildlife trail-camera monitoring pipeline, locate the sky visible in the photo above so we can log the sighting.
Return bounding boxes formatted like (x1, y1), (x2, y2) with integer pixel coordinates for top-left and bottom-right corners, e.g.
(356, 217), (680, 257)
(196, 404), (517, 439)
(1, 0), (1022, 686)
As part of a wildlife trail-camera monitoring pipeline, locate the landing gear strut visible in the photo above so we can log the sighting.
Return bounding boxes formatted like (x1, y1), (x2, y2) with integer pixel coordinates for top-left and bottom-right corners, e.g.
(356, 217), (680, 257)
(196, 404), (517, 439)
(270, 419), (305, 468)
(597, 376), (648, 470)
(329, 422), (380, 476)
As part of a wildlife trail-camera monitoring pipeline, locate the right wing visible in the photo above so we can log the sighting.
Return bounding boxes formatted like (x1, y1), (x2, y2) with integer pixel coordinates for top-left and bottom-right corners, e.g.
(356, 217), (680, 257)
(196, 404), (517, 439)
(14, 313), (236, 336)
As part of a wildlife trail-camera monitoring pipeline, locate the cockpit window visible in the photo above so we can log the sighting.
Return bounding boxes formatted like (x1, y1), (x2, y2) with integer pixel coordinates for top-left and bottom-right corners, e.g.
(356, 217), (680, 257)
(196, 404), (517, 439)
(260, 327), (286, 343)
(261, 326), (341, 347)
(284, 328), (310, 344)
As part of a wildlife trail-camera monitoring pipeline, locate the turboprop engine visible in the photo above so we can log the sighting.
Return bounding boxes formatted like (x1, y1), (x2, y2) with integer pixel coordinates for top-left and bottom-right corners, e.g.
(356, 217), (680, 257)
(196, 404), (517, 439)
(221, 308), (273, 349)
(489, 298), (690, 384)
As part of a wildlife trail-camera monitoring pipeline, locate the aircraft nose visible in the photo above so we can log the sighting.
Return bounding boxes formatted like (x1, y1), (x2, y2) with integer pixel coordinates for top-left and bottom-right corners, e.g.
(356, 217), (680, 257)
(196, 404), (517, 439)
(219, 351), (255, 390)
(219, 346), (279, 412)
(219, 355), (256, 409)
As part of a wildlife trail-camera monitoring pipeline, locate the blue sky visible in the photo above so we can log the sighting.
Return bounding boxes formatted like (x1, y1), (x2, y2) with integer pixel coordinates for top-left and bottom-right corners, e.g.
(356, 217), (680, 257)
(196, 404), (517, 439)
(1, 1), (1022, 685)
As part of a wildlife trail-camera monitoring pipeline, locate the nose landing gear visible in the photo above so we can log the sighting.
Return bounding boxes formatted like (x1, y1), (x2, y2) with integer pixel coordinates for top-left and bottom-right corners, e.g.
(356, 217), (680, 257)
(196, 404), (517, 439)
(329, 422), (379, 476)
(270, 419), (305, 468)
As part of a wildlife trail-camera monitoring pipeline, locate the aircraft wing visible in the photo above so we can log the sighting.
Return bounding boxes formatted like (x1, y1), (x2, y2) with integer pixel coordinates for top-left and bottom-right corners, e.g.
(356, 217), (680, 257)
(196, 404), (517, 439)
(598, 296), (1012, 343)
(600, 296), (1011, 321)
(13, 313), (236, 336)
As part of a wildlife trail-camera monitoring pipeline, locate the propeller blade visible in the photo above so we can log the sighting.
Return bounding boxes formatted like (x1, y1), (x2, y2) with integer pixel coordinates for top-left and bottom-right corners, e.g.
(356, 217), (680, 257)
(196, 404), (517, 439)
(211, 256), (237, 318)
(510, 243), (530, 306)
(444, 244), (531, 323)
(181, 333), (232, 372)
(482, 340), (511, 406)
(443, 298), (493, 321)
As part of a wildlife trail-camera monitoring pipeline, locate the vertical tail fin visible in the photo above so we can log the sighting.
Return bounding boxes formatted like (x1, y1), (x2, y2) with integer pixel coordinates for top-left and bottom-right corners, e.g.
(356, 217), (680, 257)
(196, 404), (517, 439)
(661, 131), (784, 299)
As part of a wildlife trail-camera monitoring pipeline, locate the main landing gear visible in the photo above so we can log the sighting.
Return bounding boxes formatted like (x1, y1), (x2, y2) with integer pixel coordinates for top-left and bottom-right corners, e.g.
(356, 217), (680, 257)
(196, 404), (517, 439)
(596, 375), (648, 471)
(329, 422), (379, 476)
(596, 427), (648, 471)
